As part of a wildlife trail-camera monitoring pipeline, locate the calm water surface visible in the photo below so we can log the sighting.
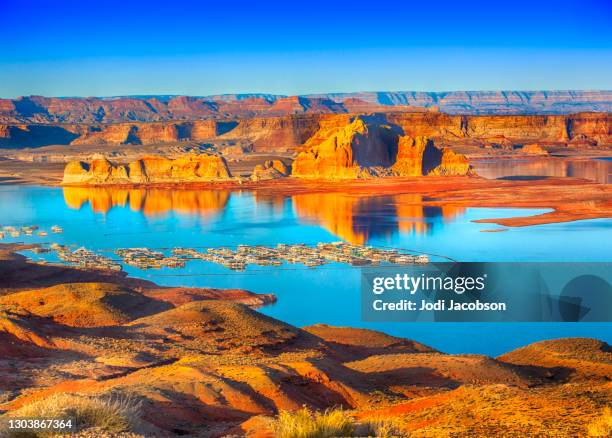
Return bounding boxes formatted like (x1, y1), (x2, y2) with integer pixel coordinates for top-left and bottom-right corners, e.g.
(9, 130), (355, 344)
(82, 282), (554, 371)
(1, 185), (610, 356)
(472, 157), (612, 183)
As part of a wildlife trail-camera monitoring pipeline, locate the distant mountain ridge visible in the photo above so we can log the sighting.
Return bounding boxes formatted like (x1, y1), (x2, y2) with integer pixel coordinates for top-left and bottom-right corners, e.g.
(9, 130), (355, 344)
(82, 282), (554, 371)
(0, 90), (610, 124)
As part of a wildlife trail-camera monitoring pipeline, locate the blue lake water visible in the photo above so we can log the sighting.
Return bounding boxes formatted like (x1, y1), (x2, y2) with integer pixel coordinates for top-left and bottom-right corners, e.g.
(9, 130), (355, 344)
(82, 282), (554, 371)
(1, 185), (610, 356)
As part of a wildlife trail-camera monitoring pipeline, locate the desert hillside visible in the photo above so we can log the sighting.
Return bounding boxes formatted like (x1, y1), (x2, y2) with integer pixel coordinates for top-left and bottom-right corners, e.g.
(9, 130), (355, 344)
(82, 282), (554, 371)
(0, 243), (609, 437)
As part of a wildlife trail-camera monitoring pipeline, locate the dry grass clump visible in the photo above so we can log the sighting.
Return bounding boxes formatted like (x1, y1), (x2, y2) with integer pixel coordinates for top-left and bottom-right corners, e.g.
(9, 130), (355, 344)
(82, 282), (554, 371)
(2, 392), (142, 437)
(275, 407), (353, 438)
(587, 407), (612, 437)
(274, 407), (408, 438)
(357, 418), (407, 437)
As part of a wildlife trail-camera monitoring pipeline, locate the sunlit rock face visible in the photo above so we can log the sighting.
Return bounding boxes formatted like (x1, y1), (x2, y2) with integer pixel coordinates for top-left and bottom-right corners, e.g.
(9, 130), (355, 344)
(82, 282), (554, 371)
(291, 116), (472, 179)
(291, 117), (400, 179)
(62, 154), (232, 185)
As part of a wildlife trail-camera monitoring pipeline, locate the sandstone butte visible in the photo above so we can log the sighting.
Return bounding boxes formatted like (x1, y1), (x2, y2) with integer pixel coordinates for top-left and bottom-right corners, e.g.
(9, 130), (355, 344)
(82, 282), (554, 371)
(291, 116), (472, 179)
(62, 154), (232, 185)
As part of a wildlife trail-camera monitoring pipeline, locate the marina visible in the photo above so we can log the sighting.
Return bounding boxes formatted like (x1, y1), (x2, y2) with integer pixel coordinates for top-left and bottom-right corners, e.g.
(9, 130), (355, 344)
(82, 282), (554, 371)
(50, 243), (122, 271)
(1, 222), (430, 272)
(51, 242), (428, 272)
(164, 242), (429, 271)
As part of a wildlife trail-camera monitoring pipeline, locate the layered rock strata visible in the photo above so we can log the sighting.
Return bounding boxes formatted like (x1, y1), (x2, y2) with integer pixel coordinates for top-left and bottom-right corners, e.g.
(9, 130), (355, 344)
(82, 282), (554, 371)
(1, 112), (609, 150)
(62, 154), (232, 185)
(1, 91), (611, 124)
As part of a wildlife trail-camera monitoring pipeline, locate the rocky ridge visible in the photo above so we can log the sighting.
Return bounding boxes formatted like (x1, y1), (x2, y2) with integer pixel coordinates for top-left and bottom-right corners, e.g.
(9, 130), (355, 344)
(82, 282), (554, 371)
(1, 91), (611, 124)
(1, 112), (609, 152)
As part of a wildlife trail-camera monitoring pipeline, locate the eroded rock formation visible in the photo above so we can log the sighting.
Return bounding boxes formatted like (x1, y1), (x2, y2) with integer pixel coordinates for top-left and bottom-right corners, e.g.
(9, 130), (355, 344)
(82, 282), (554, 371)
(62, 154), (232, 185)
(251, 160), (290, 181)
(291, 116), (472, 179)
(291, 117), (400, 178)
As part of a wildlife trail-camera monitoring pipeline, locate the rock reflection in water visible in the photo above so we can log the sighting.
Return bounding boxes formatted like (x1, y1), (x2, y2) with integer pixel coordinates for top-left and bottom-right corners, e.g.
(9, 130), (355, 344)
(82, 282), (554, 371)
(63, 187), (230, 217)
(292, 192), (466, 244)
(473, 158), (611, 184)
(63, 187), (467, 244)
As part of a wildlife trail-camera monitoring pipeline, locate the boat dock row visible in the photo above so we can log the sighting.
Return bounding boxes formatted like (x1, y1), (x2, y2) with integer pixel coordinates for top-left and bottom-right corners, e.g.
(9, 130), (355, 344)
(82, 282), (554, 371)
(41, 242), (428, 272)
(50, 243), (122, 271)
(116, 248), (186, 269)
(164, 242), (428, 271)
(0, 224), (63, 239)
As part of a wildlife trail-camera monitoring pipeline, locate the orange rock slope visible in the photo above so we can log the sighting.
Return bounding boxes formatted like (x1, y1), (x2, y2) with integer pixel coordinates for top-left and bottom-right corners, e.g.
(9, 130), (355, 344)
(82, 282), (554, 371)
(62, 154), (232, 185)
(291, 116), (472, 179)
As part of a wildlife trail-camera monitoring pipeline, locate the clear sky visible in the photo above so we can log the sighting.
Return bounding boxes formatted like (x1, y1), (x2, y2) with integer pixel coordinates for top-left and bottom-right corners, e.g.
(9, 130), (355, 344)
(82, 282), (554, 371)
(1, 0), (611, 98)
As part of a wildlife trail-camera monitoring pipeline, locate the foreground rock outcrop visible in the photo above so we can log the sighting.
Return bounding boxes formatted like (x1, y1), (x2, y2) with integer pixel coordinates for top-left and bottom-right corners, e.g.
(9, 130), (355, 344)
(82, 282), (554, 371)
(62, 154), (232, 185)
(291, 116), (472, 179)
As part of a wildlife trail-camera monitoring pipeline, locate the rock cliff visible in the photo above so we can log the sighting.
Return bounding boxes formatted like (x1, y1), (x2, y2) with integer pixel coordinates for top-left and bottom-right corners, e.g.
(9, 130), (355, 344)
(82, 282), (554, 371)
(70, 120), (221, 145)
(62, 154), (232, 185)
(1, 113), (609, 150)
(291, 117), (400, 179)
(291, 116), (472, 179)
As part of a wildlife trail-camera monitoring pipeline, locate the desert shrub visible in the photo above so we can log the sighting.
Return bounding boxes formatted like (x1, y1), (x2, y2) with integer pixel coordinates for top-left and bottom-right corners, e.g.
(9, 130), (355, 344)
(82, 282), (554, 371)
(3, 392), (142, 437)
(274, 407), (409, 438)
(359, 419), (408, 438)
(275, 407), (354, 438)
(587, 407), (612, 437)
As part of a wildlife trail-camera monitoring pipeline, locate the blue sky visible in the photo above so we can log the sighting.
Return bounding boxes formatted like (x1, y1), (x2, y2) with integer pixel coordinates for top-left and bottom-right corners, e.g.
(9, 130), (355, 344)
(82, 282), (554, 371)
(1, 0), (611, 97)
